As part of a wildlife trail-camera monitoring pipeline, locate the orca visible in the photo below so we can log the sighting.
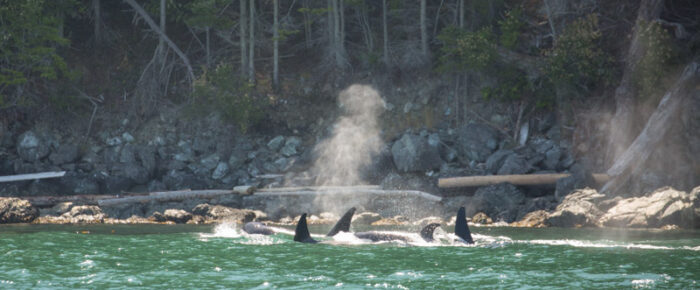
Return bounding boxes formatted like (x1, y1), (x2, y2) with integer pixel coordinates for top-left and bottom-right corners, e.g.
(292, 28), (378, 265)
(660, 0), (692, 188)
(352, 223), (441, 243)
(326, 207), (356, 236)
(295, 207), (441, 244)
(455, 206), (474, 244)
(243, 222), (276, 235)
(293, 213), (318, 243)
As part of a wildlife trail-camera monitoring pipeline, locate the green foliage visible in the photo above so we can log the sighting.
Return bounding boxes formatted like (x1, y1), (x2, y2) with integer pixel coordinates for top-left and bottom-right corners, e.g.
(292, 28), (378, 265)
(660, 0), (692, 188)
(192, 63), (265, 133)
(437, 26), (496, 73)
(481, 65), (529, 102)
(497, 8), (523, 49)
(184, 0), (233, 30)
(545, 14), (614, 92)
(634, 21), (675, 99)
(0, 0), (76, 108)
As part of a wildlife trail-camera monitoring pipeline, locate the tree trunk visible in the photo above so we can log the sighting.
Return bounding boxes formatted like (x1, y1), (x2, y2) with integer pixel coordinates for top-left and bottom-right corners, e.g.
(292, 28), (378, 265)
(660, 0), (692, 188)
(459, 0), (464, 28)
(248, 0), (255, 82)
(93, 0), (101, 43)
(382, 0), (389, 67)
(602, 62), (699, 195)
(302, 0), (311, 49)
(420, 0), (428, 59)
(205, 26), (211, 68)
(240, 0), (247, 77)
(273, 0), (279, 87)
(159, 0), (166, 60)
(605, 0), (664, 164)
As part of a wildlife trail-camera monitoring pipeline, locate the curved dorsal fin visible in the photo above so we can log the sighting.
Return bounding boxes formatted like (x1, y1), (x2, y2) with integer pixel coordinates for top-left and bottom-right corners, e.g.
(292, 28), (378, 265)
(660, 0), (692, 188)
(294, 213), (318, 243)
(327, 207), (356, 236)
(455, 207), (474, 244)
(420, 223), (441, 242)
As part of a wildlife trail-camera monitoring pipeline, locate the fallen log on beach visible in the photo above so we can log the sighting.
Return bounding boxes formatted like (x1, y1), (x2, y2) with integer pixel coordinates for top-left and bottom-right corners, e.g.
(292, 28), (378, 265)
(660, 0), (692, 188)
(0, 171), (66, 183)
(438, 173), (611, 188)
(98, 189), (234, 207)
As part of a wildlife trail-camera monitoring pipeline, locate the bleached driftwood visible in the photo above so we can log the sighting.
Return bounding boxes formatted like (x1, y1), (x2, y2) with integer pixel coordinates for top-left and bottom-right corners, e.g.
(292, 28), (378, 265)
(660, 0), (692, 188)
(0, 171), (66, 183)
(256, 185), (381, 192)
(253, 189), (442, 202)
(438, 173), (611, 188)
(98, 189), (233, 207)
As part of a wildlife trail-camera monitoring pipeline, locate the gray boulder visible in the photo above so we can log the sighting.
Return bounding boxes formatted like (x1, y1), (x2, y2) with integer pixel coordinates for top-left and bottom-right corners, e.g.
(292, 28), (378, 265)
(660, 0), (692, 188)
(280, 136), (302, 157)
(192, 204), (259, 223)
(391, 133), (442, 172)
(547, 188), (604, 227)
(497, 154), (530, 175)
(163, 209), (193, 224)
(470, 183), (525, 222)
(0, 197), (39, 223)
(353, 212), (382, 225)
(212, 162), (229, 180)
(599, 187), (698, 228)
(200, 154), (221, 171)
(455, 124), (499, 162)
(49, 144), (79, 165)
(485, 150), (512, 174)
(17, 131), (50, 162)
(267, 136), (285, 151)
(60, 173), (100, 195)
(62, 205), (106, 223)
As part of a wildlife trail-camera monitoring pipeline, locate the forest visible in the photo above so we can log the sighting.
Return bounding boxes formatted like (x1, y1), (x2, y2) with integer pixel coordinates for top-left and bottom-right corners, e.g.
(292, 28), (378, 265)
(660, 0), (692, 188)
(0, 0), (699, 196)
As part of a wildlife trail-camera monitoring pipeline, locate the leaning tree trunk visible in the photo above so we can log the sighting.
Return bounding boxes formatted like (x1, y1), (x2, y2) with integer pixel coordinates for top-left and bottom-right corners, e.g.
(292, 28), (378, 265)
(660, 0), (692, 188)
(123, 0), (194, 88)
(605, 0), (665, 164)
(601, 62), (699, 195)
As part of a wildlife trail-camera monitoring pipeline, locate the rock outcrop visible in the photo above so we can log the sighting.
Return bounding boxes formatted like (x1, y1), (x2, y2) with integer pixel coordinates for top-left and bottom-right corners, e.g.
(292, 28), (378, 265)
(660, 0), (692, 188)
(0, 197), (39, 223)
(599, 187), (698, 228)
(546, 188), (604, 227)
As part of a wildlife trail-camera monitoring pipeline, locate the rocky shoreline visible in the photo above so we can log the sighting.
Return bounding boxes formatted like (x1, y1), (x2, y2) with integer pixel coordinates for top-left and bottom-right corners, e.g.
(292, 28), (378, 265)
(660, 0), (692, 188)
(2, 186), (697, 229)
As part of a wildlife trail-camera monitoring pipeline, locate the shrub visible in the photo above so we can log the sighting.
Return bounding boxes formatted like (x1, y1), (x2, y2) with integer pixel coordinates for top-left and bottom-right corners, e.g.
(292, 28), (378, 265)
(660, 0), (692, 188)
(498, 8), (523, 49)
(192, 63), (265, 133)
(633, 21), (675, 99)
(437, 26), (496, 74)
(0, 0), (77, 108)
(545, 14), (614, 93)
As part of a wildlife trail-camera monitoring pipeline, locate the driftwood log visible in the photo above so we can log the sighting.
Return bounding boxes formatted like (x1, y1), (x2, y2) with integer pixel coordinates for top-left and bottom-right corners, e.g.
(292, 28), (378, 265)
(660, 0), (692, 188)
(0, 171), (66, 183)
(98, 189), (234, 207)
(438, 173), (611, 188)
(253, 189), (442, 202)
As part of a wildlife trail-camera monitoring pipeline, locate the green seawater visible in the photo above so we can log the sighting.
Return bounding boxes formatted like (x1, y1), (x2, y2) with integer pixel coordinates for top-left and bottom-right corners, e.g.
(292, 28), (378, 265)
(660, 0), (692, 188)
(1, 223), (698, 289)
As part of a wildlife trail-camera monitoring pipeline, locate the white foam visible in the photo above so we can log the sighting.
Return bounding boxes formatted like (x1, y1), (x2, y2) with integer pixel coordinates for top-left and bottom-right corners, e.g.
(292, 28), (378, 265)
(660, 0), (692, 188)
(200, 223), (243, 239)
(523, 239), (699, 251)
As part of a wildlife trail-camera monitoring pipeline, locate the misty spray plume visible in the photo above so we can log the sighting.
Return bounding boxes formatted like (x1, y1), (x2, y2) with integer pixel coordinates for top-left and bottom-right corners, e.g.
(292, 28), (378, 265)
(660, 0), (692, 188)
(311, 84), (385, 187)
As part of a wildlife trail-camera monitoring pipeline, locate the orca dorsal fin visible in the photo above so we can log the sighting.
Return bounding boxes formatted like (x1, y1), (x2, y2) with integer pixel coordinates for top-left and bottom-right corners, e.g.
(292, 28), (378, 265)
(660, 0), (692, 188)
(327, 207), (356, 236)
(419, 223), (441, 242)
(455, 207), (474, 244)
(294, 213), (318, 243)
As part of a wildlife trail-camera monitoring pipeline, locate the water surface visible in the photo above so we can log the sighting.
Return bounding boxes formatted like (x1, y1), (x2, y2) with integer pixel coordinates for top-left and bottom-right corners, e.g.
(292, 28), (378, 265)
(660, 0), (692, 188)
(1, 224), (698, 288)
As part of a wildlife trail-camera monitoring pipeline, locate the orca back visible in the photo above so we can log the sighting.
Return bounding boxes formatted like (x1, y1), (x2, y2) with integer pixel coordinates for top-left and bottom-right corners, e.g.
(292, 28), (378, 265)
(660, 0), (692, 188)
(419, 223), (441, 242)
(327, 207), (356, 237)
(455, 207), (474, 244)
(294, 213), (318, 243)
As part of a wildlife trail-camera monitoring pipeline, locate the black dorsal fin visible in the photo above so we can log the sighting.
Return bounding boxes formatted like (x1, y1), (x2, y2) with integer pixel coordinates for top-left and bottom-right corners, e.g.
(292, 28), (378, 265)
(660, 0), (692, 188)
(294, 213), (318, 243)
(420, 223), (441, 242)
(327, 207), (356, 237)
(455, 207), (474, 244)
